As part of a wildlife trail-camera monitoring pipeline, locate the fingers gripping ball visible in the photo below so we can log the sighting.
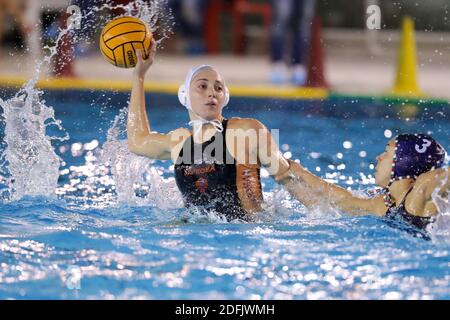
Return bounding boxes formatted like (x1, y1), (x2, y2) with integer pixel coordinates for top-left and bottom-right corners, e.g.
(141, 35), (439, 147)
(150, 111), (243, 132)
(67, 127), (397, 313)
(100, 16), (152, 68)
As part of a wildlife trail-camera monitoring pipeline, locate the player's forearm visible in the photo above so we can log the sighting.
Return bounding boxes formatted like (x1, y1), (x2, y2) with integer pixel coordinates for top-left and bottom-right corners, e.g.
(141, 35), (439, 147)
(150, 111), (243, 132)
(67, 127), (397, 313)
(290, 161), (385, 215)
(281, 175), (324, 208)
(128, 76), (151, 143)
(279, 160), (363, 212)
(290, 161), (353, 201)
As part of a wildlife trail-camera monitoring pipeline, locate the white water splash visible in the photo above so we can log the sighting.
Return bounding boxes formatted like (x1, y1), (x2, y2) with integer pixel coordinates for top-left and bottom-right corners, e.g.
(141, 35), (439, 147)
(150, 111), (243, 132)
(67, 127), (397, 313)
(0, 13), (74, 201)
(104, 0), (174, 48)
(99, 108), (182, 207)
(0, 0), (174, 203)
(58, 106), (182, 209)
(0, 90), (68, 201)
(0, 1), (78, 201)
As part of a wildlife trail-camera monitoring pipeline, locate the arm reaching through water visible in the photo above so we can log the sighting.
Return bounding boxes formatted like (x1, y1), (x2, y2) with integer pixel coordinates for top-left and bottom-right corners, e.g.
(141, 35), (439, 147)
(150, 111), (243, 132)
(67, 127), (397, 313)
(281, 160), (387, 216)
(276, 159), (450, 218)
(244, 120), (384, 216)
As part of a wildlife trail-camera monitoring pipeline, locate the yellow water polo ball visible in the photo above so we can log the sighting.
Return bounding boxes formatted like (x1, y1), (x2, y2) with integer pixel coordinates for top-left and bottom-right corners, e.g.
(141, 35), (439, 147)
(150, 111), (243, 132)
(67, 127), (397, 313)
(99, 16), (152, 68)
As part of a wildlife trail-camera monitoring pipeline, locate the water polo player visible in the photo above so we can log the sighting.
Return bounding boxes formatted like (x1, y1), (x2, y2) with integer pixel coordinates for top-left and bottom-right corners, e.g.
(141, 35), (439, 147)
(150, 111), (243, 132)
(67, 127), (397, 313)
(126, 42), (306, 219)
(283, 133), (448, 231)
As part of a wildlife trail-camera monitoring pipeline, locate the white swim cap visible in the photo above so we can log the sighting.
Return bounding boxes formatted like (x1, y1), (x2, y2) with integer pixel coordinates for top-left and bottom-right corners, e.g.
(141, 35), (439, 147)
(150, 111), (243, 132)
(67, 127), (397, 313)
(178, 65), (230, 110)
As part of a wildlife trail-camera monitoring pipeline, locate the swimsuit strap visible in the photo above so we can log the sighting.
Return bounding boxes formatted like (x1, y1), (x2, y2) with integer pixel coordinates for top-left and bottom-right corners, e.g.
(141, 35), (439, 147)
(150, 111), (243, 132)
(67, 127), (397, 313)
(386, 185), (434, 231)
(221, 118), (228, 147)
(399, 185), (414, 208)
(222, 118), (228, 131)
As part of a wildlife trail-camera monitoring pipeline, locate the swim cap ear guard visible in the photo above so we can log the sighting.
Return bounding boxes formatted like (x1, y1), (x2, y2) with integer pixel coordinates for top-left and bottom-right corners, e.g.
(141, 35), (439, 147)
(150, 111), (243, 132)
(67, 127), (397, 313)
(177, 65), (230, 110)
(178, 84), (189, 108)
(178, 83), (230, 109)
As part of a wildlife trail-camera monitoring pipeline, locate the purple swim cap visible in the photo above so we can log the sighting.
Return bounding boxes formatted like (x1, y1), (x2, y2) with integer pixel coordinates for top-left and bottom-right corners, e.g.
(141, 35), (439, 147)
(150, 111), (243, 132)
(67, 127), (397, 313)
(390, 134), (446, 184)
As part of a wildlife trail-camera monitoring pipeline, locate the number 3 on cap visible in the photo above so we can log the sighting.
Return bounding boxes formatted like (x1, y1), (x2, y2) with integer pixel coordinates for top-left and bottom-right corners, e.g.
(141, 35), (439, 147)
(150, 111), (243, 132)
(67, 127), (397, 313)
(415, 139), (431, 153)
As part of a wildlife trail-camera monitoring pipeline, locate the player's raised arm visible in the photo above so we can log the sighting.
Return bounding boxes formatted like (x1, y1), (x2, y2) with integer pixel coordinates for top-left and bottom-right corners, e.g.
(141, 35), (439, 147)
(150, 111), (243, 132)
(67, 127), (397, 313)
(127, 43), (174, 160)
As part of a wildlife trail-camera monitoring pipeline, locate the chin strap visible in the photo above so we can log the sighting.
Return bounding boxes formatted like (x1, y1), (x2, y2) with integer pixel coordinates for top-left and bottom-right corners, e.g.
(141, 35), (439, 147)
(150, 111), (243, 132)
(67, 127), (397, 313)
(382, 176), (417, 209)
(188, 118), (224, 137)
(382, 187), (396, 208)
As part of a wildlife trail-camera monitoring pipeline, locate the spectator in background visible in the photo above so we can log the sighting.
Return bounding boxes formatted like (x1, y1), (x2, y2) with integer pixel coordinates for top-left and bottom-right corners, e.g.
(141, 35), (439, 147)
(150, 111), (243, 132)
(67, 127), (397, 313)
(270, 0), (316, 86)
(0, 0), (27, 49)
(168, 0), (208, 54)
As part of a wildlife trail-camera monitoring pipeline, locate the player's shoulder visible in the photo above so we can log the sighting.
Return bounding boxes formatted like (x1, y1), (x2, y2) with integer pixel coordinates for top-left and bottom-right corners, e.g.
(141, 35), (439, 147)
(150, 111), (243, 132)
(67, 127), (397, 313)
(412, 167), (448, 196)
(227, 117), (266, 130)
(171, 127), (191, 136)
(416, 167), (447, 183)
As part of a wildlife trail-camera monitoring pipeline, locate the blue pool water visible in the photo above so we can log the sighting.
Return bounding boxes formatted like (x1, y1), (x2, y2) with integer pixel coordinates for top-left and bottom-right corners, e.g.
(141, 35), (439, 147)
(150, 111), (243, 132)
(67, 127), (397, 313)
(0, 90), (449, 299)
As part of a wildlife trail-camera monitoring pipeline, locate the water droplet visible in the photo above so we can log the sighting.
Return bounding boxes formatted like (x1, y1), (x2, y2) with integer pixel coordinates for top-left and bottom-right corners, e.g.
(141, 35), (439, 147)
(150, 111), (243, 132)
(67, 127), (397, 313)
(283, 152), (292, 159)
(384, 129), (392, 138)
(343, 141), (353, 149)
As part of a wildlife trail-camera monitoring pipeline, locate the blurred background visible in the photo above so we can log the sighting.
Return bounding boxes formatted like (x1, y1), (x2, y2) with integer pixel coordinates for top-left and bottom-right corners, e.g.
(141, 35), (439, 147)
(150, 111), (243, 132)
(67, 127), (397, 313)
(0, 0), (449, 98)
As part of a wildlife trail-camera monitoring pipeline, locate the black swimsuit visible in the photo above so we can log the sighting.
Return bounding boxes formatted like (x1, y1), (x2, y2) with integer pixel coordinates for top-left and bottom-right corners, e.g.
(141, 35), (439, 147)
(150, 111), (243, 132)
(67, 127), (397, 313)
(386, 188), (434, 230)
(174, 119), (263, 220)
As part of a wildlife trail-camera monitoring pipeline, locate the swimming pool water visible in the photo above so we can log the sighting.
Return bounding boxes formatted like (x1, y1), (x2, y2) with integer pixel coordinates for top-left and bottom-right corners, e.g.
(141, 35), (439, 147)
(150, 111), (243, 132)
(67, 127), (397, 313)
(0, 90), (449, 299)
